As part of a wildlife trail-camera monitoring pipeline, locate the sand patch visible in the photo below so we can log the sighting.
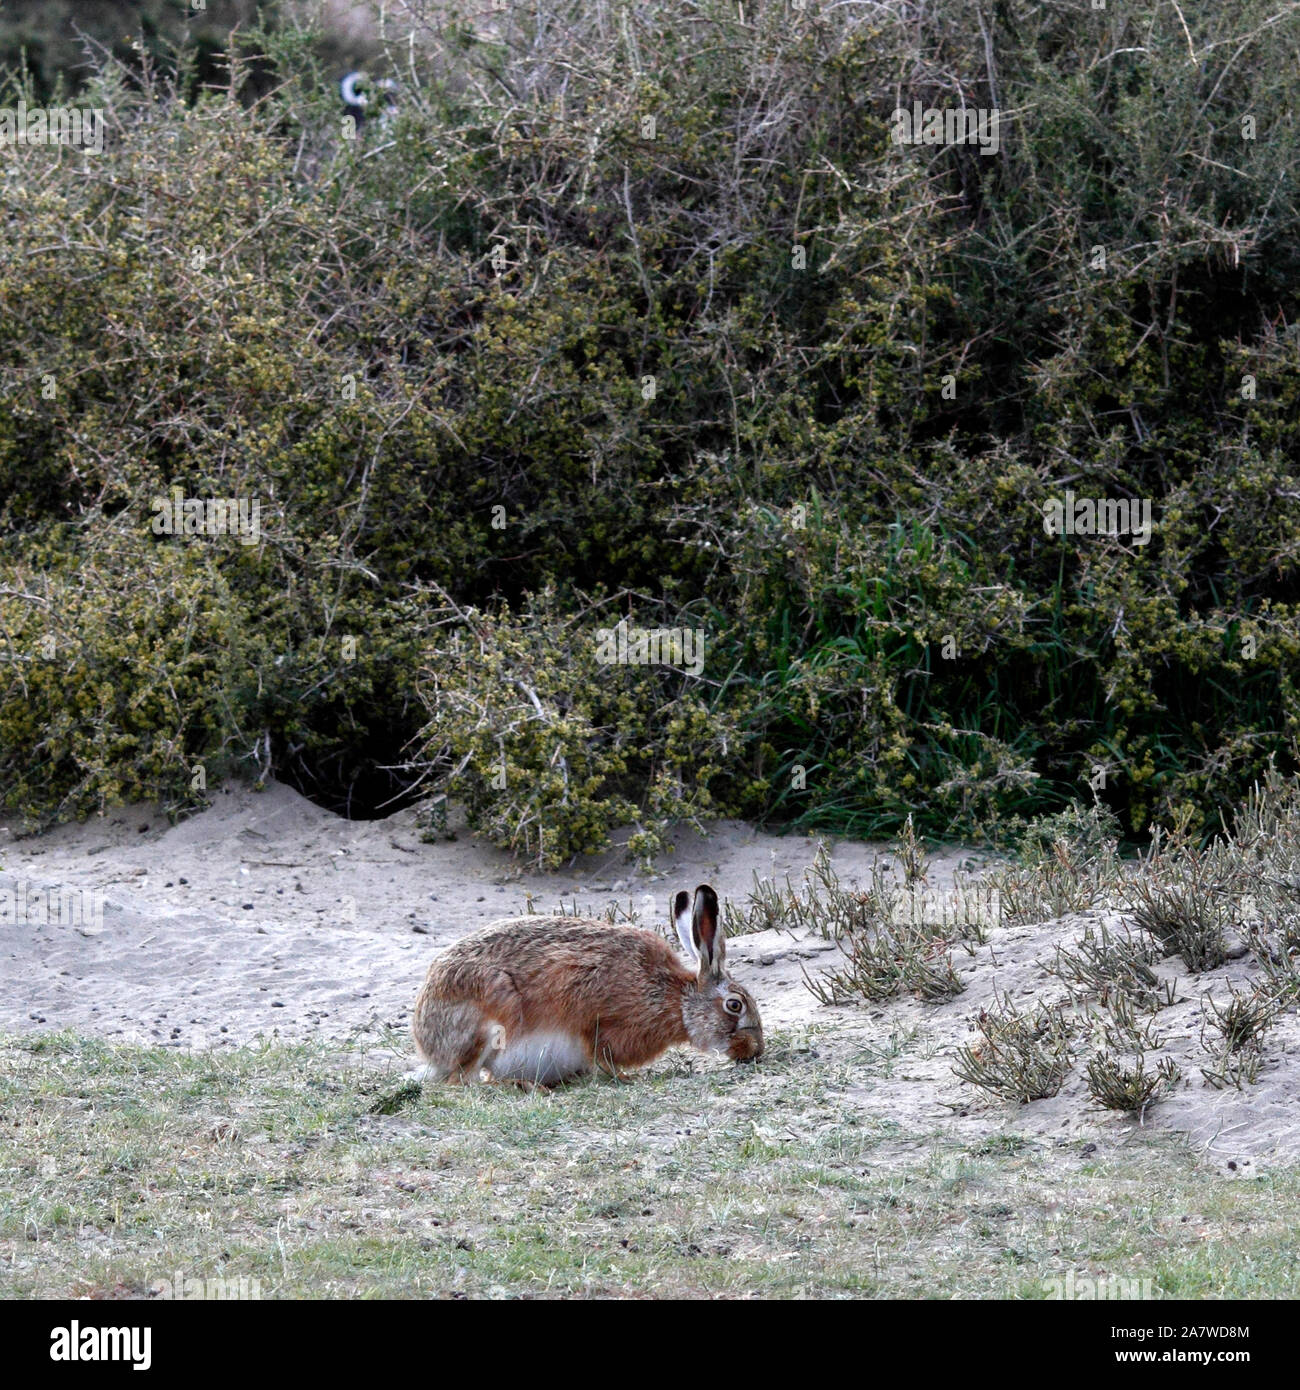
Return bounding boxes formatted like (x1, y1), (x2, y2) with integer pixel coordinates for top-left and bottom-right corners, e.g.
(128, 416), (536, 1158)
(3, 779), (1297, 1169)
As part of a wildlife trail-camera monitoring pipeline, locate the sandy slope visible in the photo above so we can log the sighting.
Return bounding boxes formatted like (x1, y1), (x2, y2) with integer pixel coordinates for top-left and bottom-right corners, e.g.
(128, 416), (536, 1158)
(0, 780), (884, 1051)
(2, 779), (1297, 1170)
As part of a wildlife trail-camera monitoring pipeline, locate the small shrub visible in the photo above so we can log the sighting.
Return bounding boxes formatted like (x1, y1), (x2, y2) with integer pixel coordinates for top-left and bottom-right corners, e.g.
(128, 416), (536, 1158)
(1197, 985), (1285, 1090)
(1202, 985), (1284, 1054)
(1008, 802), (1124, 866)
(725, 844), (900, 939)
(1085, 1051), (1180, 1115)
(1050, 922), (1175, 1010)
(723, 865), (816, 938)
(1200, 1051), (1261, 1091)
(1101, 990), (1170, 1051)
(952, 995), (1073, 1103)
(983, 801), (1121, 926)
(1121, 844), (1240, 972)
(1248, 907), (1300, 1001)
(1220, 762), (1300, 872)
(987, 840), (1118, 927)
(804, 920), (966, 1005)
(894, 813), (930, 886)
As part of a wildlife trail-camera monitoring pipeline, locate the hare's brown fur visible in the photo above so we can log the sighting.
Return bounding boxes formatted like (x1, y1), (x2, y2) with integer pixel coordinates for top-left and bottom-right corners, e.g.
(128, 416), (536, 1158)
(412, 891), (762, 1085)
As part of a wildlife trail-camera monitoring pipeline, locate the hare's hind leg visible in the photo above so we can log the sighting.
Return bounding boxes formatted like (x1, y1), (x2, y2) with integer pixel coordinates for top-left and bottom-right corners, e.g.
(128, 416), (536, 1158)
(412, 997), (506, 1084)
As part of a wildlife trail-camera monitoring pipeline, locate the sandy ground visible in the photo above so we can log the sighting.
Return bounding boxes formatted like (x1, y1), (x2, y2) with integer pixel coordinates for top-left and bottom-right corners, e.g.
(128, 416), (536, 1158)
(3, 779), (1298, 1171)
(0, 780), (892, 1054)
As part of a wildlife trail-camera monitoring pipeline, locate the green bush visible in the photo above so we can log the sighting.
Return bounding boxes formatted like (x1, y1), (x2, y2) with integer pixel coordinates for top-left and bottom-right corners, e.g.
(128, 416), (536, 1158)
(0, 0), (1297, 854)
(414, 585), (743, 868)
(0, 526), (248, 819)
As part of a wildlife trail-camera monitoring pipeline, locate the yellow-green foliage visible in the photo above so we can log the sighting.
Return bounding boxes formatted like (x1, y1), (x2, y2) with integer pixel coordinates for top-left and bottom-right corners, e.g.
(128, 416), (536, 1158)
(0, 527), (248, 820)
(0, 1), (1298, 849)
(415, 587), (742, 868)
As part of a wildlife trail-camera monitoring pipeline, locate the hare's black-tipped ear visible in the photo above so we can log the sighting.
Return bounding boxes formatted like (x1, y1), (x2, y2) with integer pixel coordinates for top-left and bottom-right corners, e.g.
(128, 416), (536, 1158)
(672, 890), (695, 960)
(691, 884), (724, 979)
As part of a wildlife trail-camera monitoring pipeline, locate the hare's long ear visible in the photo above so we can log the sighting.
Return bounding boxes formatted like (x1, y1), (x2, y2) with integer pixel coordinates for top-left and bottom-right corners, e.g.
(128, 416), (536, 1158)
(672, 890), (695, 962)
(691, 885), (724, 980)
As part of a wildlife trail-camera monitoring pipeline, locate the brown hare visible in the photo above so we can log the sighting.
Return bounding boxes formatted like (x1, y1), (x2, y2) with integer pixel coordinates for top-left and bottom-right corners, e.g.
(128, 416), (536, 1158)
(411, 884), (763, 1085)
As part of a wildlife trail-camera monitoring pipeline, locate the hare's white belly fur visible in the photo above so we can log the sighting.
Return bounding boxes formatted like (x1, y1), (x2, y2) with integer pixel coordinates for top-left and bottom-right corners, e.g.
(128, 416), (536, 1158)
(491, 1030), (589, 1084)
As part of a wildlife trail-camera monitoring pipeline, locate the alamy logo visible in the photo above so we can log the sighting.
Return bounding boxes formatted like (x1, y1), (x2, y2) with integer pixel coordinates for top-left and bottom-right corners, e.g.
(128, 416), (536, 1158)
(151, 489), (261, 546)
(893, 884), (1001, 933)
(50, 1322), (151, 1370)
(0, 101), (104, 153)
(891, 101), (1000, 156)
(1044, 1270), (1154, 1300)
(1042, 490), (1153, 546)
(595, 621), (705, 676)
(152, 1269), (262, 1300)
(0, 880), (104, 931)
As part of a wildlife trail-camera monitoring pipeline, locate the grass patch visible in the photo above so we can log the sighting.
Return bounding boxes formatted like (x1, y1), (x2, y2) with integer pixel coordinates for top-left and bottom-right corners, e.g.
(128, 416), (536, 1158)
(4, 1031), (1300, 1298)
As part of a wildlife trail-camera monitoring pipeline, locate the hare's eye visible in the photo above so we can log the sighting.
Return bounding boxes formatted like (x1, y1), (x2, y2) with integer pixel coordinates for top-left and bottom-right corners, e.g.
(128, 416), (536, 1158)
(724, 997), (744, 1015)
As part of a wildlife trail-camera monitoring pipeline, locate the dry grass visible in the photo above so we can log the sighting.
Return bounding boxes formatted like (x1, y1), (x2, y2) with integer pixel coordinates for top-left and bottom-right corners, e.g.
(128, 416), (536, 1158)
(5, 1029), (1300, 1300)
